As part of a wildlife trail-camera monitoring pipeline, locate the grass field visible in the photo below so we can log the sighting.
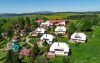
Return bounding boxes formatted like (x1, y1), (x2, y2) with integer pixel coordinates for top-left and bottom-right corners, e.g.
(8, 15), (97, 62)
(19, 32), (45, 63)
(48, 26), (100, 63)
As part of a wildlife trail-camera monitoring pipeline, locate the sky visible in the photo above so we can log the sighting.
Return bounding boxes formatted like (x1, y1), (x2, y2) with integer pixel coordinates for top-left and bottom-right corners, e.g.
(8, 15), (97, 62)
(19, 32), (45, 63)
(0, 0), (100, 13)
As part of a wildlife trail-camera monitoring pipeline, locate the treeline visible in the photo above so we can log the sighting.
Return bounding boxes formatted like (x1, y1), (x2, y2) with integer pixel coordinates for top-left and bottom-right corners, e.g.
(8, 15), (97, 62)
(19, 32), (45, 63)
(66, 14), (98, 20)
(67, 15), (100, 39)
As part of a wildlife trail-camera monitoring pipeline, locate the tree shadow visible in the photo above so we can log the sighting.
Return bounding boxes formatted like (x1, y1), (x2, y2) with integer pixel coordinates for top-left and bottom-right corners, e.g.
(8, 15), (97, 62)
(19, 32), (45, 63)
(68, 49), (72, 56)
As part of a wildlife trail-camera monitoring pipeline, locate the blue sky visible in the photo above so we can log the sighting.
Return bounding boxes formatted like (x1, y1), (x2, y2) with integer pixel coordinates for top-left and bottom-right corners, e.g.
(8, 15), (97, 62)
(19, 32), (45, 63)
(0, 0), (100, 13)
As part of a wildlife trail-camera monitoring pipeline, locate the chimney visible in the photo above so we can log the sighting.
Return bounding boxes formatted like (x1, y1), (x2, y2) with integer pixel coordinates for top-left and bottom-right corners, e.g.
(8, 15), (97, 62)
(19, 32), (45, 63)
(58, 43), (60, 47)
(46, 34), (48, 37)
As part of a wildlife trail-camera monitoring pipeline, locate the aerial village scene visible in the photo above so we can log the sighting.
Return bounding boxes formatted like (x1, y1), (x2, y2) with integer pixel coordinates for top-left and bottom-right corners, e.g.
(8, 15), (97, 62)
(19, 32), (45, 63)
(0, 0), (100, 63)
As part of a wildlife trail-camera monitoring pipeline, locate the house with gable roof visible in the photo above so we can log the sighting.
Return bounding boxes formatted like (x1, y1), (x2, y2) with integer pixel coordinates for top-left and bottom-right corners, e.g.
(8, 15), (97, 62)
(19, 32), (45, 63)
(40, 34), (55, 44)
(47, 42), (69, 58)
(55, 26), (66, 34)
(70, 32), (86, 43)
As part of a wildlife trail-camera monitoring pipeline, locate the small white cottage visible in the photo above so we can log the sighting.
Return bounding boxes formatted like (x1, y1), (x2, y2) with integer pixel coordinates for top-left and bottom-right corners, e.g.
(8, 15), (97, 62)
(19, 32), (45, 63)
(40, 34), (55, 44)
(48, 42), (69, 57)
(55, 26), (66, 34)
(35, 27), (45, 34)
(40, 21), (50, 29)
(71, 32), (86, 43)
(20, 30), (26, 36)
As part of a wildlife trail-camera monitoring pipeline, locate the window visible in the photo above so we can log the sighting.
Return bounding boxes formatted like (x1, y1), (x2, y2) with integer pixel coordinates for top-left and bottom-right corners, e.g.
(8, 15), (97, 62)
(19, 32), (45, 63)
(55, 49), (64, 51)
(58, 29), (63, 31)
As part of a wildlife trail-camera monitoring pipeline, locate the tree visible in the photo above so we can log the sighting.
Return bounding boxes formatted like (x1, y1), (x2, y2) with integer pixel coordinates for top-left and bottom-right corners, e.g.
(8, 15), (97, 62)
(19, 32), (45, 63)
(76, 18), (92, 31)
(1, 20), (14, 37)
(0, 19), (7, 31)
(67, 22), (76, 39)
(43, 17), (47, 22)
(7, 29), (13, 38)
(0, 32), (3, 41)
(58, 33), (63, 38)
(53, 24), (56, 32)
(25, 17), (30, 25)
(91, 15), (99, 26)
(5, 50), (21, 63)
(48, 27), (51, 32)
(29, 43), (39, 63)
(29, 48), (35, 63)
(18, 16), (25, 25)
(46, 44), (50, 52)
(43, 40), (48, 46)
(18, 16), (25, 29)
(24, 24), (31, 32)
(33, 21), (38, 28)
(34, 17), (39, 21)
(37, 33), (42, 38)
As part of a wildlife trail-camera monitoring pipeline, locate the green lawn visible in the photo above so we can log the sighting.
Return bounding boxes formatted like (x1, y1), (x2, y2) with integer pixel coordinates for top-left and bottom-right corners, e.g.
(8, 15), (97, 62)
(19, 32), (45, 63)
(29, 38), (39, 44)
(0, 51), (7, 63)
(49, 27), (100, 63)
(68, 38), (100, 63)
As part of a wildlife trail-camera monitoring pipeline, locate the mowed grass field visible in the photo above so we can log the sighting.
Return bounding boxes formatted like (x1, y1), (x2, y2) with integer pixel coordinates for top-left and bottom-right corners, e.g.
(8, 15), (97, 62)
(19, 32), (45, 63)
(68, 38), (100, 63)
(68, 26), (100, 63)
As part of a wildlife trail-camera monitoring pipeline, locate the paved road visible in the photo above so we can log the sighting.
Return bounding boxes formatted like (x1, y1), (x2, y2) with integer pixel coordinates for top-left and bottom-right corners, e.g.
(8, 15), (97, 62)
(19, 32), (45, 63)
(26, 36), (34, 47)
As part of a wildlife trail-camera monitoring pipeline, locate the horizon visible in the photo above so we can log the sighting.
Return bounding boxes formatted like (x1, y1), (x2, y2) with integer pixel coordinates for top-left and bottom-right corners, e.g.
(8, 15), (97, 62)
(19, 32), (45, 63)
(1, 11), (100, 14)
(0, 0), (100, 13)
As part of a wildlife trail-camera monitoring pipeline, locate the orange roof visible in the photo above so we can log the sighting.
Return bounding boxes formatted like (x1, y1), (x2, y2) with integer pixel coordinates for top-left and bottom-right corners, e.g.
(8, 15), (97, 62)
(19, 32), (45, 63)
(12, 35), (18, 40)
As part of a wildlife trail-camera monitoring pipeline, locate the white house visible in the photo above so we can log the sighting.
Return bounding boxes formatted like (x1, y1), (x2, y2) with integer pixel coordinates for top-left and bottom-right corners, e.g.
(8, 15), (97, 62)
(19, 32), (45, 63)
(7, 43), (14, 50)
(40, 34), (55, 44)
(20, 30), (26, 36)
(71, 33), (86, 43)
(49, 42), (69, 56)
(35, 27), (45, 34)
(40, 21), (50, 29)
(55, 26), (66, 34)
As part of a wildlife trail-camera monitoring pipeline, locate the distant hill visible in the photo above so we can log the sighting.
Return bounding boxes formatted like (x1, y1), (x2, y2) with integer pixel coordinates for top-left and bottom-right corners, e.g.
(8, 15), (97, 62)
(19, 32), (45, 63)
(0, 11), (100, 17)
(0, 11), (54, 16)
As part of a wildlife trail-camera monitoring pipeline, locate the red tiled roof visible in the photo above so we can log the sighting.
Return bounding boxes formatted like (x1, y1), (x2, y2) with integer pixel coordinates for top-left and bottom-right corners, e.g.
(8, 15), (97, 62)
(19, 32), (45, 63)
(47, 52), (55, 58)
(50, 20), (66, 25)
(19, 48), (30, 56)
(20, 30), (25, 34)
(36, 19), (43, 23)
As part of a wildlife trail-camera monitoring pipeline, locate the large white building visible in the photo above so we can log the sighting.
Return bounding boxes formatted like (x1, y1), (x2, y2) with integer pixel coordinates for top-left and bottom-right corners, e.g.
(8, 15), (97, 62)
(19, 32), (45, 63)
(49, 42), (69, 56)
(40, 34), (55, 44)
(71, 32), (86, 43)
(55, 26), (66, 34)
